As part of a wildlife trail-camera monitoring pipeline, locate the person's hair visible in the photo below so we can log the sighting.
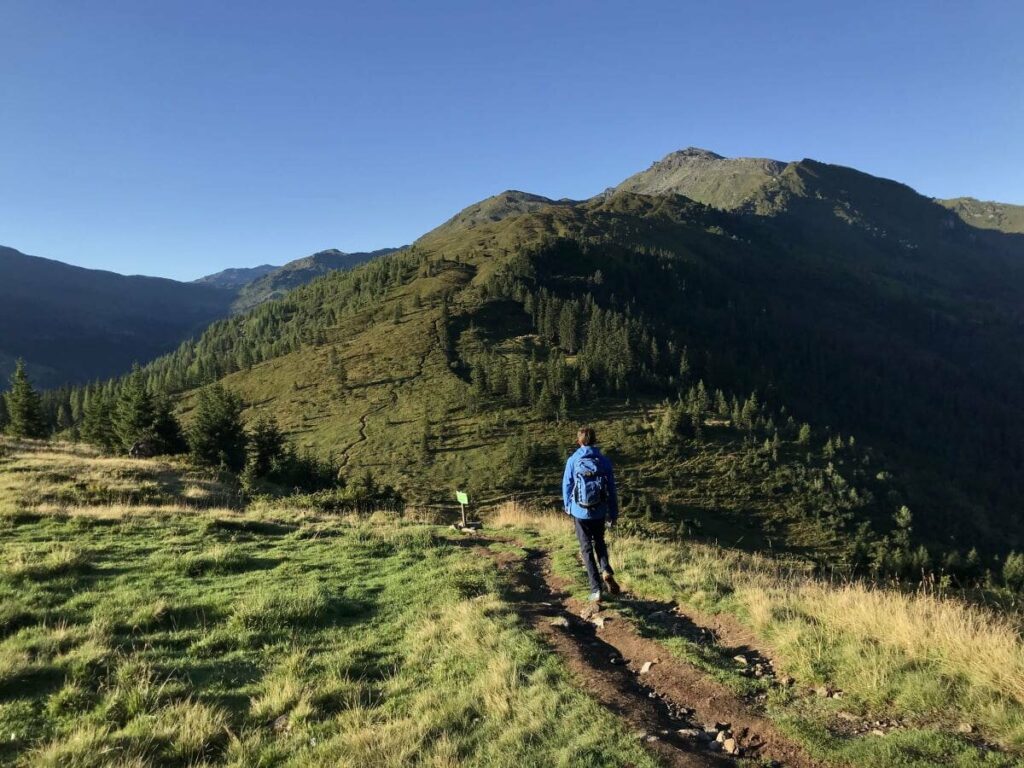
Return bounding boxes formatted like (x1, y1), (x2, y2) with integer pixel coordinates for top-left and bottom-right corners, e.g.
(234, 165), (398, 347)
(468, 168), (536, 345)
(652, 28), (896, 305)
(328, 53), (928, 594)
(577, 426), (597, 446)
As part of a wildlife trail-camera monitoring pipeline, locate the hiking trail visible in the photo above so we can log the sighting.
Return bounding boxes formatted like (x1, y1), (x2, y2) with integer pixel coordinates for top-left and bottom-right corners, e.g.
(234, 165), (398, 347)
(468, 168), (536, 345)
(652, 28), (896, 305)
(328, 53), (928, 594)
(475, 536), (829, 768)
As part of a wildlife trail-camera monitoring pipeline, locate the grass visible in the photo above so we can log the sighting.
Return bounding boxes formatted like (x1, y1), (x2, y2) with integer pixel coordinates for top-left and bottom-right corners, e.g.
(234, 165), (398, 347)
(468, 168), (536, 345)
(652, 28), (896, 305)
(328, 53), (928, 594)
(6, 438), (1024, 766)
(492, 502), (1024, 766)
(0, 443), (658, 768)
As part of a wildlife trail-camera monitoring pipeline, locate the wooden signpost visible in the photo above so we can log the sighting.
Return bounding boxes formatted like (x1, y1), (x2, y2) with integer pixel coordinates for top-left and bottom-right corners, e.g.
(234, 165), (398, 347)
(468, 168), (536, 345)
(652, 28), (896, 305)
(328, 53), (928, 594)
(453, 490), (481, 531)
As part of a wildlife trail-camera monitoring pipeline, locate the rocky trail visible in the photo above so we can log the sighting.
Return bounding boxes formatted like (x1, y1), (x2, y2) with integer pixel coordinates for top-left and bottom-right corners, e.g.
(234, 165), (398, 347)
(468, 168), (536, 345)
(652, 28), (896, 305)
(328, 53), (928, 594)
(476, 537), (830, 768)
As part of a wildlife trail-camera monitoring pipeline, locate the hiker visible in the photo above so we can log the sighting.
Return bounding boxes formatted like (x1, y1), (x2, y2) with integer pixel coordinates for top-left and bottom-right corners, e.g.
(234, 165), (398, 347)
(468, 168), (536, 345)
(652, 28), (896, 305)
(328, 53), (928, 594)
(562, 426), (620, 602)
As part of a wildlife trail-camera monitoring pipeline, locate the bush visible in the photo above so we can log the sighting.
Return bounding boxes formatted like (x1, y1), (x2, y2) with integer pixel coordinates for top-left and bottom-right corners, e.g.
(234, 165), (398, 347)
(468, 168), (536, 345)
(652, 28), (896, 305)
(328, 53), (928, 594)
(290, 470), (404, 514)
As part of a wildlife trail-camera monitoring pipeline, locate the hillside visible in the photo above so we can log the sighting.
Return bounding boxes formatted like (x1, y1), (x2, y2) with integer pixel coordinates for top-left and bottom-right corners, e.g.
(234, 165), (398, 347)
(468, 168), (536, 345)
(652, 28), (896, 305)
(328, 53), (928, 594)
(194, 263), (279, 290)
(56, 152), (1020, 578)
(939, 197), (1024, 234)
(231, 247), (401, 312)
(0, 246), (234, 388)
(2, 437), (1022, 767)
(0, 242), (402, 389)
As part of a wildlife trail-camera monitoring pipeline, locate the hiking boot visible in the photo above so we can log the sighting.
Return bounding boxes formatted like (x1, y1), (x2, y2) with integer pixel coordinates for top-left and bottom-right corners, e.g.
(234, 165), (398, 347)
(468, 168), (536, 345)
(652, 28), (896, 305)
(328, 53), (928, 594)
(588, 589), (602, 603)
(602, 572), (621, 595)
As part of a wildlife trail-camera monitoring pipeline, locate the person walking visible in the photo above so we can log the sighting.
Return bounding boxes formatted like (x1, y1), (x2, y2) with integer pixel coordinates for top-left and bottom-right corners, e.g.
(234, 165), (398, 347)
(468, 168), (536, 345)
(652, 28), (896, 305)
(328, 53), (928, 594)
(562, 426), (620, 602)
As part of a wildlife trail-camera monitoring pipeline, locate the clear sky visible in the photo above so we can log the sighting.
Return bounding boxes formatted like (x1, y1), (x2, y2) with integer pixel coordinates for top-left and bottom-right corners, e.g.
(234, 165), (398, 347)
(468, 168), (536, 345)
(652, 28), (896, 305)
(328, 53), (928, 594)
(2, 1), (1022, 281)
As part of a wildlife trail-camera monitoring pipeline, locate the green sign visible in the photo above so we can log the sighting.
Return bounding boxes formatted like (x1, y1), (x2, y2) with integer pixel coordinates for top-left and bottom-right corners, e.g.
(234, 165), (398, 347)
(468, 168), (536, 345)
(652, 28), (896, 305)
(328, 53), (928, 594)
(455, 491), (469, 505)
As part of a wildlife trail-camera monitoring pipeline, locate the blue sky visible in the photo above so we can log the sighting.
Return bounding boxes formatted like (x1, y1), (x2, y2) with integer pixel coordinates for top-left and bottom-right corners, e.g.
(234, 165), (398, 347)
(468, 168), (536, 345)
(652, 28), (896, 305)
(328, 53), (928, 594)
(2, 1), (1022, 281)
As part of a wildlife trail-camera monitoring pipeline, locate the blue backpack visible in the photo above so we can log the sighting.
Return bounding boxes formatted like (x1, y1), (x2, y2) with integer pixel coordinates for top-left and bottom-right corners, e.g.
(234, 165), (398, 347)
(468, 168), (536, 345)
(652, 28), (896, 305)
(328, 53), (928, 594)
(574, 456), (608, 509)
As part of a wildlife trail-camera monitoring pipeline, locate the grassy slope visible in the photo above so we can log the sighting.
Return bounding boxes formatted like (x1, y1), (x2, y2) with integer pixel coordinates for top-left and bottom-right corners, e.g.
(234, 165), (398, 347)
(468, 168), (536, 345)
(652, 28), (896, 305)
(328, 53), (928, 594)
(939, 198), (1024, 235)
(612, 148), (785, 210)
(494, 505), (1024, 767)
(0, 439), (657, 768)
(197, 201), (879, 558)
(5, 440), (1024, 767)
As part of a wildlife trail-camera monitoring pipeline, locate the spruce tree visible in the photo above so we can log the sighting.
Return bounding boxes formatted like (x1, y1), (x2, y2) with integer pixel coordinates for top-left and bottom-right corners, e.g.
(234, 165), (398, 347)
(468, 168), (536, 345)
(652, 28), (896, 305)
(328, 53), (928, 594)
(81, 391), (116, 449)
(0, 394), (8, 432)
(188, 384), (247, 471)
(247, 415), (286, 477)
(56, 404), (72, 432)
(113, 366), (156, 451)
(3, 360), (47, 438)
(797, 423), (812, 445)
(151, 395), (186, 454)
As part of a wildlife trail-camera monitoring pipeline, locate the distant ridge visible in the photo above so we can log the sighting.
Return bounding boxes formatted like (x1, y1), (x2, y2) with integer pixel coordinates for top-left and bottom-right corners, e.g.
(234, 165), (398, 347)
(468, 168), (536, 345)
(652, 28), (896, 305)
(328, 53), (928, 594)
(937, 197), (1024, 234)
(194, 264), (279, 290)
(0, 245), (234, 387)
(231, 247), (402, 311)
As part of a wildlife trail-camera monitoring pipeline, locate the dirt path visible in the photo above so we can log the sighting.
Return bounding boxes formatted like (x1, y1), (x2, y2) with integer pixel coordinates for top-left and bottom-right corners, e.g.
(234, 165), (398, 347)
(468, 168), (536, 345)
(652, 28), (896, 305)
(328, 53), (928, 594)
(339, 341), (433, 469)
(481, 540), (829, 768)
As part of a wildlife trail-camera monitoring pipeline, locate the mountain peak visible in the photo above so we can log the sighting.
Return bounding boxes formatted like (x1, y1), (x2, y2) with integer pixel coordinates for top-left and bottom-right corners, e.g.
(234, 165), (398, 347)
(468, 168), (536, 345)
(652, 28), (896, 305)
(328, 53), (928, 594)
(663, 147), (726, 162)
(615, 148), (786, 209)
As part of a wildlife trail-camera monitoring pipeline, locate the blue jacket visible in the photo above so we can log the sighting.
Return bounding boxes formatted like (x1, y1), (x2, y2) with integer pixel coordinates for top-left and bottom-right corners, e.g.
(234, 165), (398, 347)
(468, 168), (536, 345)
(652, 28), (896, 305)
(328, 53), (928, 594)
(562, 444), (618, 521)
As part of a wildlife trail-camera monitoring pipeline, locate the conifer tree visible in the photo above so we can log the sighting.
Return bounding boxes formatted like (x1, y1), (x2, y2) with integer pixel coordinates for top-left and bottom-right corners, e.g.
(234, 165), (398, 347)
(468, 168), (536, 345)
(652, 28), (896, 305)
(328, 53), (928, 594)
(81, 391), (116, 449)
(534, 382), (556, 420)
(151, 395), (186, 454)
(246, 414), (286, 477)
(113, 366), (156, 451)
(56, 404), (71, 432)
(0, 394), (8, 432)
(558, 303), (579, 353)
(188, 384), (247, 471)
(3, 360), (47, 438)
(797, 423), (812, 444)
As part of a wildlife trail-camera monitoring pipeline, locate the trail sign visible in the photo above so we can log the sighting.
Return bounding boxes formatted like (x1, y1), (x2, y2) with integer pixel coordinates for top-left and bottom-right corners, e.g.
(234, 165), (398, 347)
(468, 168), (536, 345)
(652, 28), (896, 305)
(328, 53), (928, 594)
(455, 491), (469, 505)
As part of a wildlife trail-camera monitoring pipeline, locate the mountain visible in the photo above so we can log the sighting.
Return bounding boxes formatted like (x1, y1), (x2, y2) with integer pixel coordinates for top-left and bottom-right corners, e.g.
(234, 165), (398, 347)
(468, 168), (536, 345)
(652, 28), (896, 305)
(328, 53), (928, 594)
(612, 147), (786, 209)
(231, 248), (401, 312)
(0, 245), (234, 388)
(938, 196), (1024, 234)
(194, 264), (279, 290)
(56, 151), (1024, 573)
(424, 190), (573, 237)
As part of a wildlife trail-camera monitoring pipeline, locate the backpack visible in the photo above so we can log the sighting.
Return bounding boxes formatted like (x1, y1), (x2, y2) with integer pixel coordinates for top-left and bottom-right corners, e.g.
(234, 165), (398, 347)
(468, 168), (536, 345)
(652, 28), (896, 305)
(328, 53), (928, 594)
(573, 455), (608, 509)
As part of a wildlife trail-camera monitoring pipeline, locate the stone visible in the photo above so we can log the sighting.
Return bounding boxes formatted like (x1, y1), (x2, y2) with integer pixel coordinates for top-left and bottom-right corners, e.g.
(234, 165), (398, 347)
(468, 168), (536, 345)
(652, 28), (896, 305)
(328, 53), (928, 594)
(714, 721), (731, 732)
(609, 656), (622, 665)
(129, 439), (158, 458)
(957, 722), (976, 734)
(706, 740), (723, 752)
(871, 729), (885, 737)
(733, 654), (748, 665)
(676, 728), (703, 740)
(814, 686), (830, 697)
(549, 616), (570, 628)
(592, 616), (606, 629)
(272, 715), (289, 733)
(640, 661), (654, 674)
(781, 675), (795, 687)
(722, 737), (739, 755)
(715, 730), (728, 743)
